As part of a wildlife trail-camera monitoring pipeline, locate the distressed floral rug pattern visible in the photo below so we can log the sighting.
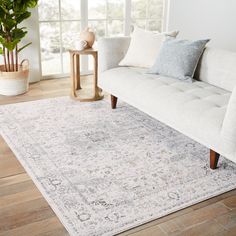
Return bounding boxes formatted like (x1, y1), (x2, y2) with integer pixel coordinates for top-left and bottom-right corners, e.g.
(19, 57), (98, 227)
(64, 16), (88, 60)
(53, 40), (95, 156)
(0, 97), (236, 236)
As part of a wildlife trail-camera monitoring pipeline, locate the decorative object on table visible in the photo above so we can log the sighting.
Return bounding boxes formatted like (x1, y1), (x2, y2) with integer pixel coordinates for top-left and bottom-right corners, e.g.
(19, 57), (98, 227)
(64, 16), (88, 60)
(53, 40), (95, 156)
(0, 96), (236, 236)
(69, 48), (103, 101)
(0, 0), (38, 96)
(79, 27), (95, 48)
(75, 40), (88, 51)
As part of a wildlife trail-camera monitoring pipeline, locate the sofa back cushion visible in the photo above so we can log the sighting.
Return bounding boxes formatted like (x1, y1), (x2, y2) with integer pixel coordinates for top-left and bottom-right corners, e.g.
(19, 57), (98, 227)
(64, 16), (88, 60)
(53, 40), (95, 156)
(98, 37), (131, 72)
(195, 47), (236, 92)
(119, 27), (179, 68)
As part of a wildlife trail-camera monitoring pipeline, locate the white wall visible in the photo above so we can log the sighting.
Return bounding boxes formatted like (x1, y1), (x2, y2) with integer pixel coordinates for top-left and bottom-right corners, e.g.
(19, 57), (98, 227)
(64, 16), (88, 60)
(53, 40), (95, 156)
(167, 0), (236, 51)
(20, 7), (42, 82)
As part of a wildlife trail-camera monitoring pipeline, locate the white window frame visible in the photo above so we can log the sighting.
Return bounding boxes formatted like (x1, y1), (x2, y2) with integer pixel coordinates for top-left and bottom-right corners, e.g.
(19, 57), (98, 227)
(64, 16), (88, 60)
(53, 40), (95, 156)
(39, 0), (168, 80)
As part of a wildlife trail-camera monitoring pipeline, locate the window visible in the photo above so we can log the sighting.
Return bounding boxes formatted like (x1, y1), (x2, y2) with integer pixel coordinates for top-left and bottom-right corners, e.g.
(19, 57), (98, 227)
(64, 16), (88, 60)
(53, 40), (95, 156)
(131, 0), (164, 32)
(88, 0), (125, 38)
(87, 0), (125, 70)
(38, 0), (81, 76)
(38, 0), (164, 78)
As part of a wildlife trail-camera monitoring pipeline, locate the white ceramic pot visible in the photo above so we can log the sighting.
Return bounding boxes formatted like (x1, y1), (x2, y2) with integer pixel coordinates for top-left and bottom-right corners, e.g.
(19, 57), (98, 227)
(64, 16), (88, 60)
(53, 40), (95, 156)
(75, 40), (88, 51)
(0, 60), (29, 96)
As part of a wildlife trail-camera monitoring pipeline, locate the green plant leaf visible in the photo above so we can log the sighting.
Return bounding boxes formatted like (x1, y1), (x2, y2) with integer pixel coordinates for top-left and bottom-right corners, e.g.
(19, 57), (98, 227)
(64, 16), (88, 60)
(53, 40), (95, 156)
(3, 41), (18, 51)
(0, 35), (21, 51)
(18, 42), (32, 53)
(15, 11), (31, 24)
(2, 18), (17, 30)
(26, 0), (39, 8)
(12, 28), (27, 40)
(0, 36), (8, 46)
(0, 0), (38, 57)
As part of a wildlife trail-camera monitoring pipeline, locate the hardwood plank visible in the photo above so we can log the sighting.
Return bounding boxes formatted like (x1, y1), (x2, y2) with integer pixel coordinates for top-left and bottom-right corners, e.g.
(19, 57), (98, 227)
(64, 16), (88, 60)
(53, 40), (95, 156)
(0, 198), (56, 232)
(0, 217), (68, 236)
(191, 190), (236, 210)
(226, 226), (236, 236)
(0, 179), (34, 197)
(158, 220), (182, 235)
(0, 188), (42, 209)
(175, 203), (229, 228)
(0, 155), (25, 179)
(174, 220), (225, 236)
(37, 227), (69, 236)
(127, 225), (166, 236)
(119, 207), (193, 236)
(0, 173), (29, 187)
(157, 202), (229, 234)
(221, 195), (236, 210)
(215, 209), (236, 230)
(0, 137), (24, 178)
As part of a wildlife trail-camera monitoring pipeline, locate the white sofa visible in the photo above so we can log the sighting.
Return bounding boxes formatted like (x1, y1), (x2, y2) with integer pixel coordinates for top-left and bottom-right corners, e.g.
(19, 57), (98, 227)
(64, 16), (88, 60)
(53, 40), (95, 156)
(98, 37), (236, 169)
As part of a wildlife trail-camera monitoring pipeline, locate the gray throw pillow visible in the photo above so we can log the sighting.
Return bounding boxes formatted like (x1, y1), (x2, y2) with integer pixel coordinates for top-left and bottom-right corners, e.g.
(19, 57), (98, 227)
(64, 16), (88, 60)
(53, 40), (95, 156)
(148, 38), (210, 82)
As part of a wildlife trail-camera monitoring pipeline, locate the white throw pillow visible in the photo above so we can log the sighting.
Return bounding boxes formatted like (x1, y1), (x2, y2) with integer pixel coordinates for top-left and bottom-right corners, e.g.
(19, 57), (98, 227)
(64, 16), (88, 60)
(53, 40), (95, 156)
(119, 27), (179, 68)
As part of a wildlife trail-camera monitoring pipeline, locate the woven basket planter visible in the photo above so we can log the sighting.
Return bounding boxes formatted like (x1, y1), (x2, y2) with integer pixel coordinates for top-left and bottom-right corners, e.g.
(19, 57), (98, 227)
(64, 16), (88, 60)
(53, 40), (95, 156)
(0, 60), (29, 96)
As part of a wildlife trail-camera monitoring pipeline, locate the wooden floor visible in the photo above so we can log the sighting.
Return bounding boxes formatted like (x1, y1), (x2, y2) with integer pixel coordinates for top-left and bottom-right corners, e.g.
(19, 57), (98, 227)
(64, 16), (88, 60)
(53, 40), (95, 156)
(0, 77), (236, 236)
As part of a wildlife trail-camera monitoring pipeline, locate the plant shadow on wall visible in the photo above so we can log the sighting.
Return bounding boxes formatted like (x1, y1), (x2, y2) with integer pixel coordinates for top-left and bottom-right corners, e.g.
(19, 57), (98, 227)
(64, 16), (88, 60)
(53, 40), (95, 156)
(0, 0), (38, 96)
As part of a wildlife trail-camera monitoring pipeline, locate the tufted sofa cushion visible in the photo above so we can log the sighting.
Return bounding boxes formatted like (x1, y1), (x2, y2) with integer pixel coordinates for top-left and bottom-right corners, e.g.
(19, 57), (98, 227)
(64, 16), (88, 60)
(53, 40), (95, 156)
(99, 67), (231, 156)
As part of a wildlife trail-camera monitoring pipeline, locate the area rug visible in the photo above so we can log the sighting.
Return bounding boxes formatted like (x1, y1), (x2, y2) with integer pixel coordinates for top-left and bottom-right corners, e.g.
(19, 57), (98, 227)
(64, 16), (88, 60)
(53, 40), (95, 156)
(0, 97), (236, 236)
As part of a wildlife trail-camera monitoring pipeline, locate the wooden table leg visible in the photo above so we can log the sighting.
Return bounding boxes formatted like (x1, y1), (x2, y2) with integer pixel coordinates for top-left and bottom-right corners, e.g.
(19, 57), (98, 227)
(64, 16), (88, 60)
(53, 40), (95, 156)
(75, 54), (81, 90)
(93, 52), (104, 100)
(70, 53), (77, 98)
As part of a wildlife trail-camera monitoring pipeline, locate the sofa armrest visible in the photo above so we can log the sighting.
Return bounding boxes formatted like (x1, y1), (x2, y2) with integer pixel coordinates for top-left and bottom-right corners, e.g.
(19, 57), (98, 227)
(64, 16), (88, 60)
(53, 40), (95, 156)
(222, 87), (236, 155)
(98, 37), (131, 73)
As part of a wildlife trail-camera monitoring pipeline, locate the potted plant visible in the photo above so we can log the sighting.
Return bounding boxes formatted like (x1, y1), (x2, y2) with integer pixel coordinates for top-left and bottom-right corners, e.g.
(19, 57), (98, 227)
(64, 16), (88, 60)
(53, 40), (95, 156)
(0, 0), (38, 96)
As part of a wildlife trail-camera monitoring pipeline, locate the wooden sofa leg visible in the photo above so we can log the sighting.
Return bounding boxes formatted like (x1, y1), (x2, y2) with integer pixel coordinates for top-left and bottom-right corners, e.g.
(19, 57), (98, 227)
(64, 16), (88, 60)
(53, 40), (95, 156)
(210, 149), (220, 169)
(111, 95), (118, 109)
